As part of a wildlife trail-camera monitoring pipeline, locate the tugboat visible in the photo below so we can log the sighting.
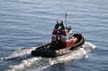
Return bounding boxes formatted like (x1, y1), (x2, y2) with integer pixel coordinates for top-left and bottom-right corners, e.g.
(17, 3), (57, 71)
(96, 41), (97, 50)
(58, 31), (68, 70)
(31, 14), (85, 58)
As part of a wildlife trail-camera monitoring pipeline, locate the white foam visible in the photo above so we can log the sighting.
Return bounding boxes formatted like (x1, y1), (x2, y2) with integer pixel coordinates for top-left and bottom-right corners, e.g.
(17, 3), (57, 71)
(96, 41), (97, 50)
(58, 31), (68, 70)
(0, 47), (43, 71)
(49, 48), (86, 65)
(49, 42), (96, 65)
(85, 42), (96, 49)
(7, 57), (41, 71)
(0, 48), (35, 62)
(3, 42), (96, 71)
(3, 47), (42, 71)
(32, 64), (50, 71)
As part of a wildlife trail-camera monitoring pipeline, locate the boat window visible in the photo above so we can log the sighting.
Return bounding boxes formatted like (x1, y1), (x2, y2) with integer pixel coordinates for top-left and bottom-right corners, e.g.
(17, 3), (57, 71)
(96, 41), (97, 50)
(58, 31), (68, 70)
(68, 35), (72, 40)
(61, 36), (67, 41)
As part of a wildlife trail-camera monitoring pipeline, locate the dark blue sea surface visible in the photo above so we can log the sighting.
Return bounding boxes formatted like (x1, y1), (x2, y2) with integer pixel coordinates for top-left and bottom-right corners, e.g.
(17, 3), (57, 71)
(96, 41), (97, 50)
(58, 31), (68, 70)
(0, 0), (108, 71)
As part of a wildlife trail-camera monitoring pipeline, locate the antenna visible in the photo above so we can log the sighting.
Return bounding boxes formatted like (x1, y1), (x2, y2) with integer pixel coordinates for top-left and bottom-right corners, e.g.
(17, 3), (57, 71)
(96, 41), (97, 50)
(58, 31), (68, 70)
(64, 13), (68, 27)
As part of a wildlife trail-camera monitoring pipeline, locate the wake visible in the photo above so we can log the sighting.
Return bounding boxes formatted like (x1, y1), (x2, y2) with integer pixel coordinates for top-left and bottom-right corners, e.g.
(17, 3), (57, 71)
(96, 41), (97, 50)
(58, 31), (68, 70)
(0, 42), (96, 71)
(0, 48), (35, 62)
(0, 47), (41, 71)
(49, 42), (96, 65)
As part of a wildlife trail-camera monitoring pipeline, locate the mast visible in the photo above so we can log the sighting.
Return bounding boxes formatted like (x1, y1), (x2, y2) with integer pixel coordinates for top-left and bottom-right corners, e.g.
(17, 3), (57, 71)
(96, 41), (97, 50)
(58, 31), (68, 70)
(64, 13), (68, 27)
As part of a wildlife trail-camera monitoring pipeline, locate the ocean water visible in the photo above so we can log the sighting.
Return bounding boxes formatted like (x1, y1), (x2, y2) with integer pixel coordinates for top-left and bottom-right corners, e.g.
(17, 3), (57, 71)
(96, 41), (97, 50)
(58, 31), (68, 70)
(0, 0), (108, 71)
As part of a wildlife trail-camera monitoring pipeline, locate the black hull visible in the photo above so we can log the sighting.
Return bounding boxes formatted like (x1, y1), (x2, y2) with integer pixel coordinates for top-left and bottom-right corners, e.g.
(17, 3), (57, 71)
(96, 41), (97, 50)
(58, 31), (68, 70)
(31, 34), (85, 58)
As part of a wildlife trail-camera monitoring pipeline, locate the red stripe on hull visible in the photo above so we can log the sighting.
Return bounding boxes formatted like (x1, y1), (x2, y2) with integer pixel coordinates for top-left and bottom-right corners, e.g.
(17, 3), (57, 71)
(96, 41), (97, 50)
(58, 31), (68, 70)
(51, 37), (78, 48)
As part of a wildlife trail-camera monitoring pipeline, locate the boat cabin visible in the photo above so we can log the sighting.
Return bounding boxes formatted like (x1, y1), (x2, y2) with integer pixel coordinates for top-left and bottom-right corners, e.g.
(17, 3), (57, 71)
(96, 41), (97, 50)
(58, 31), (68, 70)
(51, 21), (78, 50)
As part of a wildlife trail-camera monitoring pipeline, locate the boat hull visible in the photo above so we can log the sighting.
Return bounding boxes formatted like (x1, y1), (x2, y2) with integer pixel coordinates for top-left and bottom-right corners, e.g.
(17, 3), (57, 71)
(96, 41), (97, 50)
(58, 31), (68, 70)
(31, 34), (85, 58)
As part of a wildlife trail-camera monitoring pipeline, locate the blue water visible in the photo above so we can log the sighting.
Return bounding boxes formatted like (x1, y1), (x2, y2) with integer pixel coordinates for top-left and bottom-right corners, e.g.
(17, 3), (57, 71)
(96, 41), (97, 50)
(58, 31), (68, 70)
(0, 0), (108, 71)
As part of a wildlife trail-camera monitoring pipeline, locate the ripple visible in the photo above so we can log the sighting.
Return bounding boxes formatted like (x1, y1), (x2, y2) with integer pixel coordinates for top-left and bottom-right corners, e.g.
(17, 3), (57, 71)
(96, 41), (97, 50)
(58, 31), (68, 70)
(0, 0), (108, 71)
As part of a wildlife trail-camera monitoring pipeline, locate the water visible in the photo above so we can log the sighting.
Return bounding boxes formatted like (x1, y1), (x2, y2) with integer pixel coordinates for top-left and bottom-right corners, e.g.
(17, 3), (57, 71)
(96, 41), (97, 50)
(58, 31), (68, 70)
(0, 0), (108, 71)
